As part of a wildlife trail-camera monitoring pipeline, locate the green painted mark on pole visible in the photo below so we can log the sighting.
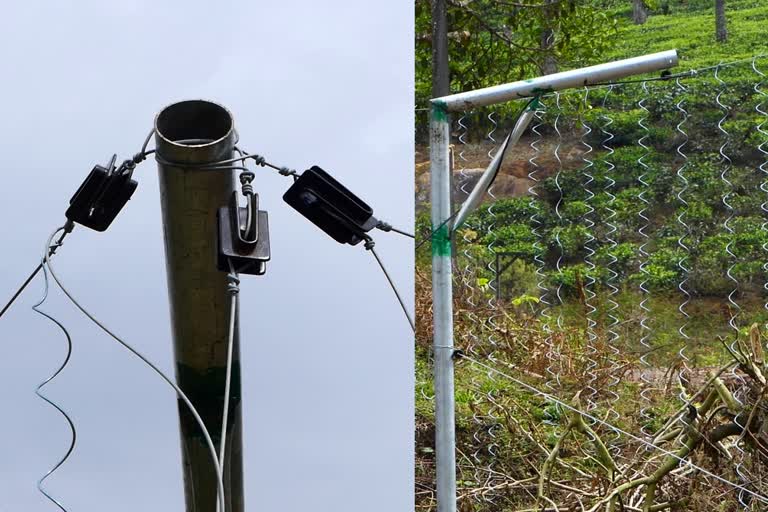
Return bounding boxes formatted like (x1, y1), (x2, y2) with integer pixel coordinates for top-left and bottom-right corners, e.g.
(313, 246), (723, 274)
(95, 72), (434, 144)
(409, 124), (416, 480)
(530, 86), (554, 95)
(431, 223), (452, 257)
(431, 100), (448, 122)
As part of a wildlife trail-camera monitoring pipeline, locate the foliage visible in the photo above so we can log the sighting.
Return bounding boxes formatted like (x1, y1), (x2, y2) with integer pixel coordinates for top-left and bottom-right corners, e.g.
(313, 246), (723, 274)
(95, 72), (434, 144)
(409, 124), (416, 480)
(415, 0), (618, 136)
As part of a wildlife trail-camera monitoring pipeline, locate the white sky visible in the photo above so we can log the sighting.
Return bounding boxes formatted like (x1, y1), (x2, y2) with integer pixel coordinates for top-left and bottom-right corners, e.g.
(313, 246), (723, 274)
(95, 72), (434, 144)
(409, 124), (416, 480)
(0, 1), (414, 511)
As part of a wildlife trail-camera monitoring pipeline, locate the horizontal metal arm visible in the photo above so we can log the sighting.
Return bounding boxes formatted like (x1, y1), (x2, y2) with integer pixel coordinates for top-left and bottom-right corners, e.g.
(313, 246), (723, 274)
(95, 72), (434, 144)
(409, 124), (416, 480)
(433, 49), (679, 112)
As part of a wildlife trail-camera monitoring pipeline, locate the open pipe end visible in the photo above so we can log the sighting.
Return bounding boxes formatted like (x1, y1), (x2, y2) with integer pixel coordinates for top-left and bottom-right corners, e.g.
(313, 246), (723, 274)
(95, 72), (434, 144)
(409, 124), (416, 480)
(155, 99), (234, 147)
(154, 100), (236, 165)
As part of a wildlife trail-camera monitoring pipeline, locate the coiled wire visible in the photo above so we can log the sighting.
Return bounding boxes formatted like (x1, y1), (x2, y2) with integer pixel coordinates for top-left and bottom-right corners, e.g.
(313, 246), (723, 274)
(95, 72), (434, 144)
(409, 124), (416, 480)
(481, 109), (502, 510)
(636, 81), (654, 439)
(599, 85), (622, 456)
(580, 87), (599, 413)
(453, 112), (490, 505)
(32, 263), (76, 512)
(674, 77), (693, 408)
(715, 64), (750, 509)
(528, 101), (551, 337)
(753, 58), (768, 345)
(549, 92), (565, 403)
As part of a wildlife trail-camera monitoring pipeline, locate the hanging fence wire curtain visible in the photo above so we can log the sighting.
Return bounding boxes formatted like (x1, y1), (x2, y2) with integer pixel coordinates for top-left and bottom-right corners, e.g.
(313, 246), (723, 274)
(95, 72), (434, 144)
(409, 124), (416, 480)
(417, 56), (768, 511)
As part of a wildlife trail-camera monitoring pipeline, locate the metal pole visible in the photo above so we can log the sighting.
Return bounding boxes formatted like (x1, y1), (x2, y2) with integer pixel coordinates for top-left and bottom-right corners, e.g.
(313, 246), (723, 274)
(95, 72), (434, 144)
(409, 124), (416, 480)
(434, 49), (679, 111)
(154, 100), (243, 512)
(430, 102), (456, 512)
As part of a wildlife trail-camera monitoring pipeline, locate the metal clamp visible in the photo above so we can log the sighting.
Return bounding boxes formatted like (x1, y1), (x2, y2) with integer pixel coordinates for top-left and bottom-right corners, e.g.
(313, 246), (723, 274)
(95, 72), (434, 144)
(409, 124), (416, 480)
(217, 191), (270, 275)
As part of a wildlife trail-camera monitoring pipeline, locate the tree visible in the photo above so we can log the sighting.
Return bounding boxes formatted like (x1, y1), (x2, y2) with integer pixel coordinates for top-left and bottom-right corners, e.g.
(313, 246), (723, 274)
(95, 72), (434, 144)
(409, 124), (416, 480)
(715, 0), (728, 42)
(632, 0), (648, 24)
(415, 0), (618, 114)
(431, 0), (450, 97)
(540, 0), (558, 75)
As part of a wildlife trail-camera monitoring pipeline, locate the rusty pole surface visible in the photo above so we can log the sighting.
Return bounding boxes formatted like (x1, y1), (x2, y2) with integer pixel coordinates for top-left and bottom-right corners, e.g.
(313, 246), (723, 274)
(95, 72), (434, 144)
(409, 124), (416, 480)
(154, 99), (244, 512)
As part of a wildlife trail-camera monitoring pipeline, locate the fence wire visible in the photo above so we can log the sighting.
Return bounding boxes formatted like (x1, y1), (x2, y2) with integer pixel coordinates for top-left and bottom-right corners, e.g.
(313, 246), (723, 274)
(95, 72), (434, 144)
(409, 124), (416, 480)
(417, 56), (768, 512)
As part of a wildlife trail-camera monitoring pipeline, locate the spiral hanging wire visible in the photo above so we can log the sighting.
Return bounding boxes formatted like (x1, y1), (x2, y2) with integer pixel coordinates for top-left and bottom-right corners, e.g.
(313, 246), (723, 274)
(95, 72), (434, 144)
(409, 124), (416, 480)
(598, 85), (623, 457)
(455, 111), (474, 325)
(732, 56), (768, 509)
(673, 77), (693, 412)
(480, 109), (503, 509)
(745, 54), (768, 510)
(32, 258), (76, 512)
(528, 99), (560, 418)
(452, 111), (490, 505)
(529, 100), (551, 338)
(544, 91), (565, 500)
(636, 80), (655, 440)
(715, 63), (751, 509)
(549, 92), (566, 401)
(753, 58), (768, 354)
(579, 87), (600, 414)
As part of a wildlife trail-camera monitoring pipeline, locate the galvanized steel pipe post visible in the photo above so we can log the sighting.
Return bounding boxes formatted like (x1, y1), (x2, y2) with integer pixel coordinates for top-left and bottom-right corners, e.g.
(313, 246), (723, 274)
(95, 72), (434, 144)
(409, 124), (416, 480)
(429, 101), (456, 512)
(154, 100), (244, 512)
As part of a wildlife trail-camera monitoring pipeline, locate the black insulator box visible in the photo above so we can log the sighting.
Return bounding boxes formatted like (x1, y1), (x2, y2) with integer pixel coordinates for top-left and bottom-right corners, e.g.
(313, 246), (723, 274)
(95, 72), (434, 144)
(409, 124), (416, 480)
(65, 155), (137, 232)
(282, 165), (377, 245)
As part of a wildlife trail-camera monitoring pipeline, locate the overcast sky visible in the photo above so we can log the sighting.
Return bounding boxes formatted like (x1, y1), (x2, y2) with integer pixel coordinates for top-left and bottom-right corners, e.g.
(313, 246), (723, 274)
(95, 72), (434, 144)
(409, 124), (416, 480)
(0, 2), (414, 511)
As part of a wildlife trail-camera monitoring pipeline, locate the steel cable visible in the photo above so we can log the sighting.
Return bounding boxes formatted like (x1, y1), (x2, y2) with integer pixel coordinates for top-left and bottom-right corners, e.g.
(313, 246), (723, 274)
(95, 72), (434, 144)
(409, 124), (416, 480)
(218, 261), (239, 483)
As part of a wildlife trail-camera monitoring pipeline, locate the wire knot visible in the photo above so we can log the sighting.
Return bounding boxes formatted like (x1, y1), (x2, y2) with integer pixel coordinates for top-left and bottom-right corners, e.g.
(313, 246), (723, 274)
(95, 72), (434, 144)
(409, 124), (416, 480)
(239, 170), (255, 196)
(364, 238), (375, 251)
(376, 220), (392, 232)
(279, 167), (297, 178)
(251, 155), (266, 166)
(227, 272), (240, 295)
(132, 152), (147, 165)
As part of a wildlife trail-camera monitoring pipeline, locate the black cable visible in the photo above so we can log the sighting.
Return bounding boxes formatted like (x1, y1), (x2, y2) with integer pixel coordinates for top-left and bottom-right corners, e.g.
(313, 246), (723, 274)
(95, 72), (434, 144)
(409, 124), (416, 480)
(389, 226), (415, 238)
(414, 210), (460, 253)
(0, 264), (44, 320)
(0, 221), (74, 320)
